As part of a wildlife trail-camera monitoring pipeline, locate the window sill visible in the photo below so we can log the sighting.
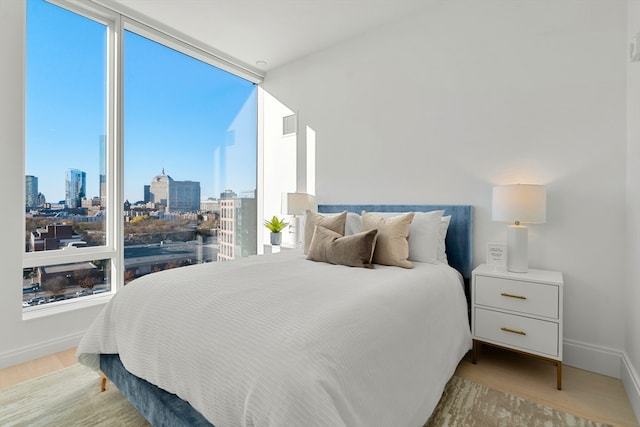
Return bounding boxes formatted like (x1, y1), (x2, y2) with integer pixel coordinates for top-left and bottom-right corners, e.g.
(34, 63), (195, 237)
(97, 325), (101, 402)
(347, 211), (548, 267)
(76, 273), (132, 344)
(22, 293), (112, 320)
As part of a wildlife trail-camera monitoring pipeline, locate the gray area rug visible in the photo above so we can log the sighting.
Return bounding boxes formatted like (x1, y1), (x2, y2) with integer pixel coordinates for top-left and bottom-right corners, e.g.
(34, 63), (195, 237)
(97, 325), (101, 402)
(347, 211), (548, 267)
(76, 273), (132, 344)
(0, 364), (148, 427)
(0, 364), (612, 427)
(425, 375), (612, 427)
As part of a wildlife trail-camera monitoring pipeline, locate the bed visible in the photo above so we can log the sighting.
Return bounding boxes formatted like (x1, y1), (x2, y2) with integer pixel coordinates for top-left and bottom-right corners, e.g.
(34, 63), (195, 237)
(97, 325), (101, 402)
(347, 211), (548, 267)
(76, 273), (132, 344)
(77, 204), (473, 427)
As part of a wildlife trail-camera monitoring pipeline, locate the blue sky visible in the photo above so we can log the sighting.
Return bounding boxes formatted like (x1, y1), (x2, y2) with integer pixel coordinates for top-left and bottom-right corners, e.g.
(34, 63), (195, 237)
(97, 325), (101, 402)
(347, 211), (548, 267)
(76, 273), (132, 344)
(26, 0), (257, 204)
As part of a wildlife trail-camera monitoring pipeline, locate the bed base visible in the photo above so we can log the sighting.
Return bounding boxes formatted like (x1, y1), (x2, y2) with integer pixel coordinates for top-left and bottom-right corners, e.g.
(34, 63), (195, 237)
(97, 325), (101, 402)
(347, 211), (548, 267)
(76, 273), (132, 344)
(100, 354), (213, 427)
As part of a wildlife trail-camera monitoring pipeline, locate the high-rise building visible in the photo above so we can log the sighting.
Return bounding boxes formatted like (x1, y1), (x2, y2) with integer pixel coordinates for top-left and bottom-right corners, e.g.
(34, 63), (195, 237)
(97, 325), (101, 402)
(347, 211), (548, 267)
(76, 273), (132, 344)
(217, 196), (257, 261)
(169, 180), (201, 211)
(25, 175), (38, 209)
(149, 169), (200, 212)
(150, 169), (170, 206)
(65, 169), (86, 208)
(143, 185), (151, 203)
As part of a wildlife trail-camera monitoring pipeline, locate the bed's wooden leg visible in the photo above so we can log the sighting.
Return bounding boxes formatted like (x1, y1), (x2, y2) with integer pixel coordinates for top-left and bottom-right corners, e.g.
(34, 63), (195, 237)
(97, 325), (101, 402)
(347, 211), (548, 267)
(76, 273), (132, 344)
(471, 339), (478, 364)
(100, 372), (107, 392)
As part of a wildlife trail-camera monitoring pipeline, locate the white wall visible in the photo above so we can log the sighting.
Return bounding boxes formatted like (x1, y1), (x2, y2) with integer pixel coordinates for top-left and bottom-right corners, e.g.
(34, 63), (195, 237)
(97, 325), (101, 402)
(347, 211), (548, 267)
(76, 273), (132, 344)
(263, 0), (631, 379)
(261, 89), (298, 248)
(624, 0), (640, 419)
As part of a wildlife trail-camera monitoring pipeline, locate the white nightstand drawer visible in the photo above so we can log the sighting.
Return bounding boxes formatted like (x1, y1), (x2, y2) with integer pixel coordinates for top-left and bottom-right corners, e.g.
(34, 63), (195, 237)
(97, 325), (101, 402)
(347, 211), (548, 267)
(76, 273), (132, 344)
(474, 308), (559, 358)
(475, 275), (559, 319)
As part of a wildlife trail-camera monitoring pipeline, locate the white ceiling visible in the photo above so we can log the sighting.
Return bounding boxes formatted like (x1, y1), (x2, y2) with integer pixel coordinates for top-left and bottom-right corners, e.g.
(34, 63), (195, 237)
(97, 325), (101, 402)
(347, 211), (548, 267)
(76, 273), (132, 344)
(101, 0), (434, 75)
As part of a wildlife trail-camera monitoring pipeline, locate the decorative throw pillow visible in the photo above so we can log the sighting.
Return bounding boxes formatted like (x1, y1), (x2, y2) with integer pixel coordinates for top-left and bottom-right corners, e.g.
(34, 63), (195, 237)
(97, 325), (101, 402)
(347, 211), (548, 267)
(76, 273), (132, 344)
(361, 211), (415, 268)
(307, 225), (378, 268)
(304, 210), (347, 254)
(437, 215), (452, 262)
(366, 210), (444, 263)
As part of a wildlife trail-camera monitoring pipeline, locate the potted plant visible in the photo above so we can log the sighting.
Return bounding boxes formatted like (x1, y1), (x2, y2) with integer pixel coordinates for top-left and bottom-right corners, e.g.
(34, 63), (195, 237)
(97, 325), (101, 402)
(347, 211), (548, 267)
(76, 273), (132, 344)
(264, 216), (289, 245)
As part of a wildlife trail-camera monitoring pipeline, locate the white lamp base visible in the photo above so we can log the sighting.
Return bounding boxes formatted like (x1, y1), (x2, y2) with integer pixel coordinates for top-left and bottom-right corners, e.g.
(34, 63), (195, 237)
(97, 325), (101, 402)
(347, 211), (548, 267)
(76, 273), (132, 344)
(290, 215), (305, 248)
(507, 224), (529, 273)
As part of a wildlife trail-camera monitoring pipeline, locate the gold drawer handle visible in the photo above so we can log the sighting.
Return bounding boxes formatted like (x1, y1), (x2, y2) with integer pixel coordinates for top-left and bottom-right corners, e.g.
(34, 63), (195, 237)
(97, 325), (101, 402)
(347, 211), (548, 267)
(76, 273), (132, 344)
(501, 292), (527, 300)
(501, 327), (526, 336)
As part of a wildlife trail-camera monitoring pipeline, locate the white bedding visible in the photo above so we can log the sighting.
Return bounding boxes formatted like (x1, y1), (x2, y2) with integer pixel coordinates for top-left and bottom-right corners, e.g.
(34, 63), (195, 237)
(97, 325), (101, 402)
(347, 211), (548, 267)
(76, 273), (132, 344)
(77, 249), (472, 427)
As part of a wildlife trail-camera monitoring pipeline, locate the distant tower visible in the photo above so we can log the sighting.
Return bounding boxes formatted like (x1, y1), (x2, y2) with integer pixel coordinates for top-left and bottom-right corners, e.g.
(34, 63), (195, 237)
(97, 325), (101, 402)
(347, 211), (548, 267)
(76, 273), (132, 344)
(143, 185), (151, 203)
(25, 175), (38, 209)
(149, 169), (170, 207)
(149, 169), (200, 212)
(65, 169), (86, 208)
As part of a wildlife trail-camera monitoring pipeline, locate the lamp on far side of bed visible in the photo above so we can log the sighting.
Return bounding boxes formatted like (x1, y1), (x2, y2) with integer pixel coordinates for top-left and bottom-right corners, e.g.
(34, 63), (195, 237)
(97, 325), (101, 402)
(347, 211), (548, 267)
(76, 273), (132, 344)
(282, 192), (316, 247)
(492, 184), (546, 273)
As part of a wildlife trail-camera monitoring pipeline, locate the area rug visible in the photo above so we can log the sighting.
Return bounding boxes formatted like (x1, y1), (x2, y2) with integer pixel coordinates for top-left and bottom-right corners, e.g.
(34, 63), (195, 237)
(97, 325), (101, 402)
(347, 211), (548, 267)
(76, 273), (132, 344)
(0, 364), (612, 427)
(0, 364), (148, 426)
(424, 375), (612, 427)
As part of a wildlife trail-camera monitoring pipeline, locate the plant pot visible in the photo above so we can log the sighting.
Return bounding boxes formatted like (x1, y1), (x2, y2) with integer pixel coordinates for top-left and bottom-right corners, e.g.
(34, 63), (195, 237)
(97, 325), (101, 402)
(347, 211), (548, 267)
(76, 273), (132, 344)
(270, 232), (282, 246)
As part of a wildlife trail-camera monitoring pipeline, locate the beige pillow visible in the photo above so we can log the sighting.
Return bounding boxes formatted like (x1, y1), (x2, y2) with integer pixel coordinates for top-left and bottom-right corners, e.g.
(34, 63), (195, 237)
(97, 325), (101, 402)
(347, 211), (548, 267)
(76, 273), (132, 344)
(307, 225), (378, 269)
(361, 211), (415, 268)
(304, 210), (347, 254)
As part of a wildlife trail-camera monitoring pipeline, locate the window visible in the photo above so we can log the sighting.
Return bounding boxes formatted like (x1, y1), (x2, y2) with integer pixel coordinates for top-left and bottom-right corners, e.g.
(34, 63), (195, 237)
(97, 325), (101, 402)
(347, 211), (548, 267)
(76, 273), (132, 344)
(25, 3), (107, 249)
(24, 0), (114, 310)
(122, 30), (257, 282)
(24, 0), (260, 310)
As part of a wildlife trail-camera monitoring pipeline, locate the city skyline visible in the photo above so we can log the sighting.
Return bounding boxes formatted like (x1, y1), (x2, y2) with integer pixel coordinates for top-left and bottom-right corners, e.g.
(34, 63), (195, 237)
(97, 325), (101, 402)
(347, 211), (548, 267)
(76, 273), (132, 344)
(25, 0), (257, 205)
(26, 167), (217, 207)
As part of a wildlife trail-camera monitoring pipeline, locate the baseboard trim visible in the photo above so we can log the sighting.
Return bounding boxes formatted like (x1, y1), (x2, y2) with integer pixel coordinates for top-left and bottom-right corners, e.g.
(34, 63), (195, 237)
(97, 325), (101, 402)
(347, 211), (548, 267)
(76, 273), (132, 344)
(621, 352), (640, 424)
(563, 339), (622, 378)
(0, 331), (84, 369)
(545, 339), (639, 422)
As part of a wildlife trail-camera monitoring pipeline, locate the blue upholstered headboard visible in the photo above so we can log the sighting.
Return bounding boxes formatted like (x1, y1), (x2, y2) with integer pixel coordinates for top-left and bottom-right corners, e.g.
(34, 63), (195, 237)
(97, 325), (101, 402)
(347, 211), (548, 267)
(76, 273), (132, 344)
(317, 204), (474, 280)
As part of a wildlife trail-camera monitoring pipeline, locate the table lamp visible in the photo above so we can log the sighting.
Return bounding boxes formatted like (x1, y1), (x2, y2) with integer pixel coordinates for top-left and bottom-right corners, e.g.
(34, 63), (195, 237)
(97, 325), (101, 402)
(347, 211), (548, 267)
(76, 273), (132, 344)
(492, 184), (546, 273)
(282, 192), (316, 247)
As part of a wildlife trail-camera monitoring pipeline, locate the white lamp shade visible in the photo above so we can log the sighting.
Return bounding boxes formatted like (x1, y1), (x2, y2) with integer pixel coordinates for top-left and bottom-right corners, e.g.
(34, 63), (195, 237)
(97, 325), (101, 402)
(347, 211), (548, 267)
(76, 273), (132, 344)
(282, 193), (316, 215)
(492, 184), (546, 224)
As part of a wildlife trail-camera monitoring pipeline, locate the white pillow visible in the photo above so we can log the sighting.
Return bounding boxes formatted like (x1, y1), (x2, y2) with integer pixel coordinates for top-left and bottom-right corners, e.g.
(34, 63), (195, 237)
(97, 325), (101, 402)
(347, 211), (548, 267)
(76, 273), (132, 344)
(345, 212), (362, 236)
(365, 210), (444, 263)
(437, 215), (452, 263)
(408, 211), (444, 263)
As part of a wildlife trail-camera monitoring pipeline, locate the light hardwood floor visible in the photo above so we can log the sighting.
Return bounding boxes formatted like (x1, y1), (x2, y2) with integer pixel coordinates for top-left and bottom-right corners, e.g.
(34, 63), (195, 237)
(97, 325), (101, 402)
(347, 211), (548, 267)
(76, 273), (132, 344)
(456, 345), (639, 427)
(1, 346), (638, 427)
(0, 348), (77, 390)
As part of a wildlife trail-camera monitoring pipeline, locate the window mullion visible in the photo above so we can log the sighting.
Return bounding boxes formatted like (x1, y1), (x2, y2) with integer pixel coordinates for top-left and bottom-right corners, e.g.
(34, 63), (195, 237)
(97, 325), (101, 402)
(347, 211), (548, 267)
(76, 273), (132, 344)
(23, 248), (117, 269)
(112, 13), (125, 290)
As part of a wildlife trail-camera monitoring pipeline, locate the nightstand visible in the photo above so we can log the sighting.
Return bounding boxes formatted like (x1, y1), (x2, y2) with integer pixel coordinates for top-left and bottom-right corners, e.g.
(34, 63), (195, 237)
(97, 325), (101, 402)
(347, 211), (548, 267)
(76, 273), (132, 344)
(471, 263), (564, 389)
(263, 244), (296, 254)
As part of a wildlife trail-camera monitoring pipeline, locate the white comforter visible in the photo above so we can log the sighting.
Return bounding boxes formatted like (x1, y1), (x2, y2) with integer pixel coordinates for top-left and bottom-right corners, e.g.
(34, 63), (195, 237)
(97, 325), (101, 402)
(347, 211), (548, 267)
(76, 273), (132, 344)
(77, 250), (471, 427)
